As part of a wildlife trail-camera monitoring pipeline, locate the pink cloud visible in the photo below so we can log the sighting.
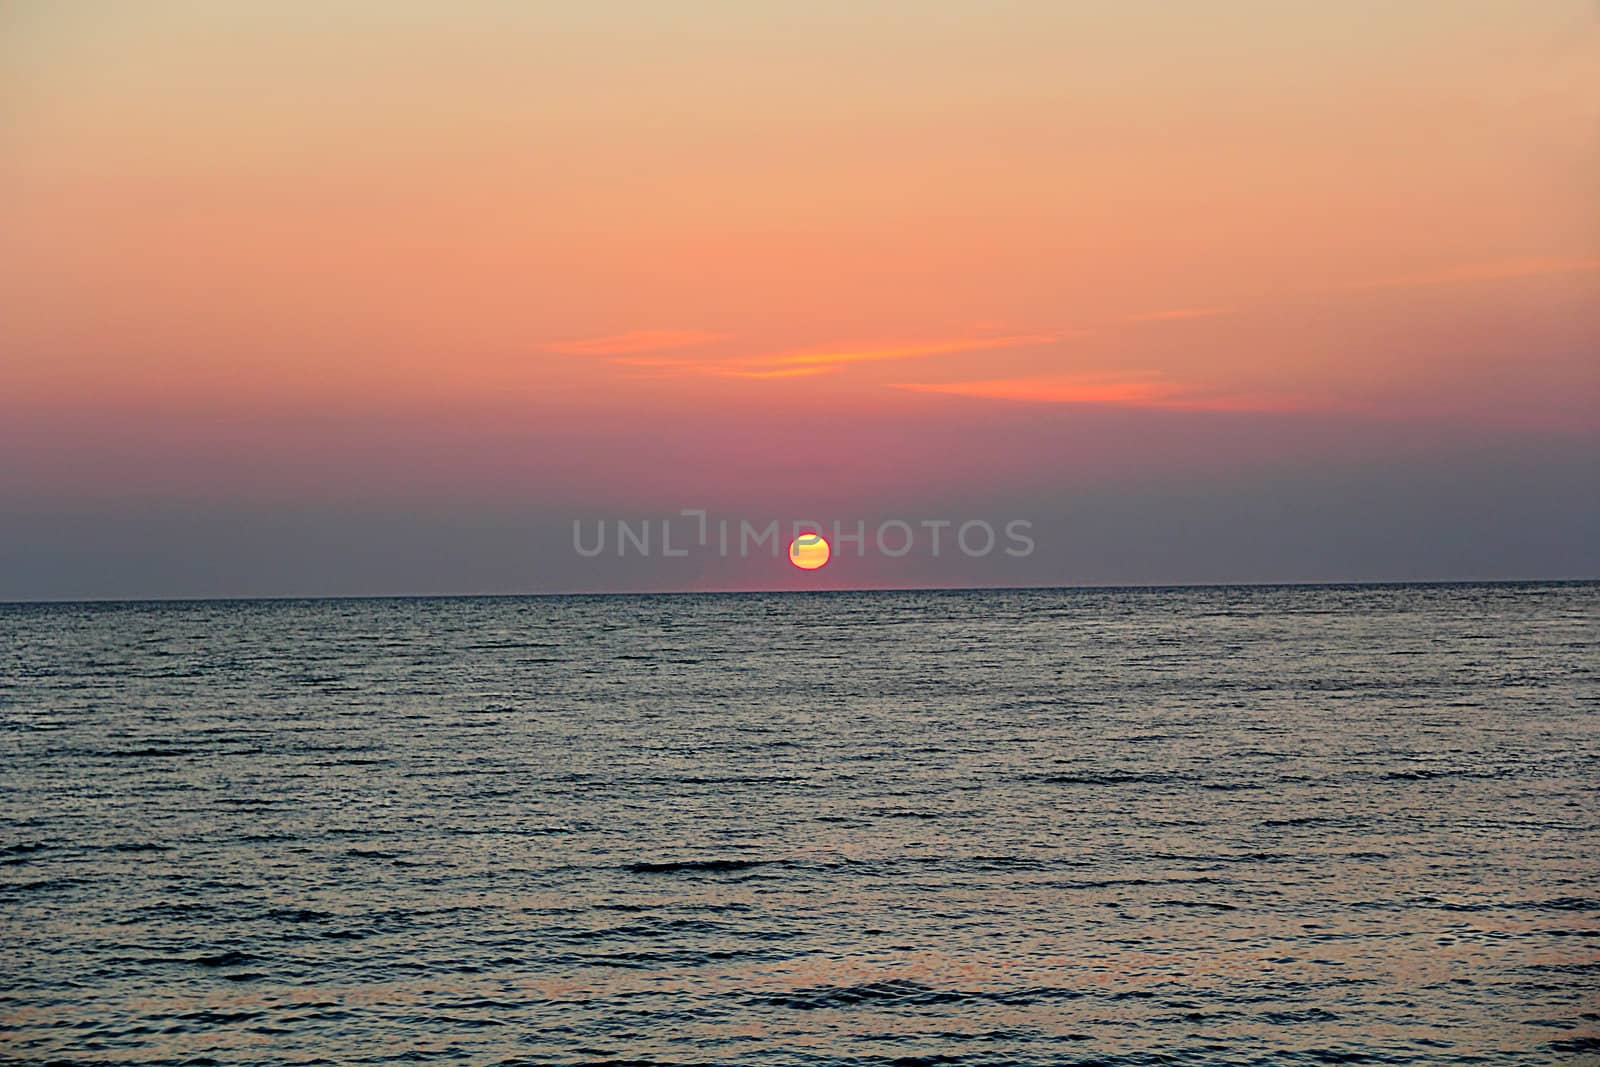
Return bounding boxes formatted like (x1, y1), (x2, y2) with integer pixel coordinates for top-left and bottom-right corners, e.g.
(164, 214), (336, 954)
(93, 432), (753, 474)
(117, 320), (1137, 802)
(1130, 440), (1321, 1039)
(1348, 256), (1600, 292)
(733, 333), (1058, 371)
(895, 373), (1314, 412)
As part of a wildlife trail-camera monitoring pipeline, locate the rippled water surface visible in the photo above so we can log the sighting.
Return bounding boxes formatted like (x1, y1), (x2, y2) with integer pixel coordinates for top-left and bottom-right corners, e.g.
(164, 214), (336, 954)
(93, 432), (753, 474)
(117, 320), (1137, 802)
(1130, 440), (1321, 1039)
(2, 584), (1597, 1065)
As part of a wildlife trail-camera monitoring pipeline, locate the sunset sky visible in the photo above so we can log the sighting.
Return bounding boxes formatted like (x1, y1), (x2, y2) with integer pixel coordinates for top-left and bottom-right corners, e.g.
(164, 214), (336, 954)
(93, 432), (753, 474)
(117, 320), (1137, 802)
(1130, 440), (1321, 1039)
(2, 1), (1596, 598)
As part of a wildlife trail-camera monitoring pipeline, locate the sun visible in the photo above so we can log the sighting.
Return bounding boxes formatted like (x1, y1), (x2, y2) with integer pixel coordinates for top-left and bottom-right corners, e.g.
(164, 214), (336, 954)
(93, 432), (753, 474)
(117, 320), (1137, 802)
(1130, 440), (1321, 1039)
(788, 532), (830, 570)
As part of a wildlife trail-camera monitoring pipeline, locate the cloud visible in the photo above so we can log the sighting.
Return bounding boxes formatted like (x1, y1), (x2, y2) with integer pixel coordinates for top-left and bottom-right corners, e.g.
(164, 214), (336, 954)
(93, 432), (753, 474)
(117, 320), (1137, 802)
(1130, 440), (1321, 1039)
(607, 357), (835, 380)
(1348, 256), (1600, 292)
(733, 333), (1057, 371)
(601, 332), (1058, 383)
(896, 374), (1178, 406)
(609, 356), (702, 368)
(710, 365), (836, 380)
(543, 329), (727, 356)
(895, 373), (1309, 412)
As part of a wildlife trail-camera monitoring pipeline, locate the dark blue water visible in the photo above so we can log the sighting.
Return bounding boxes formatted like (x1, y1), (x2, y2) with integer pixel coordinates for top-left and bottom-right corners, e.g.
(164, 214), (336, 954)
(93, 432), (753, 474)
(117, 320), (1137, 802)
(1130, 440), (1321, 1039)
(2, 583), (1597, 1065)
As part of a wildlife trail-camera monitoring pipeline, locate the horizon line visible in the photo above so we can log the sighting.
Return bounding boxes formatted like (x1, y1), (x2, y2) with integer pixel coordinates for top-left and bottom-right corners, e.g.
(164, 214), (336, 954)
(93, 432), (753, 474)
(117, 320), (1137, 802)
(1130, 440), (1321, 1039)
(2, 576), (1595, 608)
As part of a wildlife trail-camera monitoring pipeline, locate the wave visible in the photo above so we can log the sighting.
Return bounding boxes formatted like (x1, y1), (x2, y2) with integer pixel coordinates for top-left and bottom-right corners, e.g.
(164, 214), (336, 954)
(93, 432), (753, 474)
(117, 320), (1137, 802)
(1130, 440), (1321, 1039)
(1021, 771), (1174, 786)
(747, 978), (1093, 1012)
(627, 858), (768, 874)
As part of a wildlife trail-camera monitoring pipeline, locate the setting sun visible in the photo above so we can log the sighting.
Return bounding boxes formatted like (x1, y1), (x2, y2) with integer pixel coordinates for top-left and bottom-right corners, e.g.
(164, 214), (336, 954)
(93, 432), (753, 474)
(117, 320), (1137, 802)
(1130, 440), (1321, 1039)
(788, 533), (830, 571)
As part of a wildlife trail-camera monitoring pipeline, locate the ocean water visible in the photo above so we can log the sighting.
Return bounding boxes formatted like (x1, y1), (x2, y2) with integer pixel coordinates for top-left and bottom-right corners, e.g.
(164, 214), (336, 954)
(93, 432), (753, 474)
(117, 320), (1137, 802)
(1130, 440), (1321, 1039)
(1, 583), (1596, 1065)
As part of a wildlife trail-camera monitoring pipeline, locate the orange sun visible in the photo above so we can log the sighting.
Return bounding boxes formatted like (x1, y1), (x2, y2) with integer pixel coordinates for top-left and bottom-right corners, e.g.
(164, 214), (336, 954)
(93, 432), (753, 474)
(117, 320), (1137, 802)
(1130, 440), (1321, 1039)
(788, 532), (830, 570)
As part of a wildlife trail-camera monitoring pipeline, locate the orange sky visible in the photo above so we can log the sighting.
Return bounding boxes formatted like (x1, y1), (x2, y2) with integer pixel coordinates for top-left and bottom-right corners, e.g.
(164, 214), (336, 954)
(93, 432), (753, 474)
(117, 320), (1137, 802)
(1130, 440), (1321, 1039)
(1, 2), (1596, 595)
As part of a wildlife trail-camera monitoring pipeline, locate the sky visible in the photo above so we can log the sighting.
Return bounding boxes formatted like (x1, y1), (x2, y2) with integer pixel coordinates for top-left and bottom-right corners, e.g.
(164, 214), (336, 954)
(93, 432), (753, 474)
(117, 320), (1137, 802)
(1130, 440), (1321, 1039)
(2, 1), (1597, 599)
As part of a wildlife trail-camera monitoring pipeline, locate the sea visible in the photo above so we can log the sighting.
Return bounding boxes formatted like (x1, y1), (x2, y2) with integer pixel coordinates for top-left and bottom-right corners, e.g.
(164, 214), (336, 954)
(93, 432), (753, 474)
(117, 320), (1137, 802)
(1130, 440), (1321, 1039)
(1, 583), (1596, 1065)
